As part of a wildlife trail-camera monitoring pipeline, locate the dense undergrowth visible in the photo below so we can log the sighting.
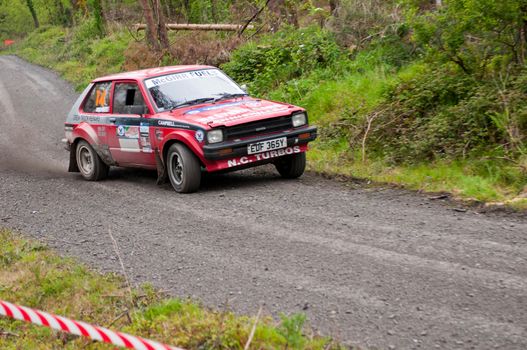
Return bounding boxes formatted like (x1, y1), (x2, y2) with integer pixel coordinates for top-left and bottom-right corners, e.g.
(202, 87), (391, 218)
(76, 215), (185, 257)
(3, 0), (527, 208)
(0, 229), (343, 349)
(222, 24), (527, 207)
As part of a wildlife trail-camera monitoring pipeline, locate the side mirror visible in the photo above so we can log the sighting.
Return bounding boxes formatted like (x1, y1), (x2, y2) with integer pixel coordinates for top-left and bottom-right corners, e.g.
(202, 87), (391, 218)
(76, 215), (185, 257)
(240, 84), (248, 93)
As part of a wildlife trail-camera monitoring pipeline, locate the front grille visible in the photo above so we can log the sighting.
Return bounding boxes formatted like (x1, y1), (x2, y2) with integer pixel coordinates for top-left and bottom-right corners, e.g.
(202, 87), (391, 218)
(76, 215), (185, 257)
(224, 115), (292, 140)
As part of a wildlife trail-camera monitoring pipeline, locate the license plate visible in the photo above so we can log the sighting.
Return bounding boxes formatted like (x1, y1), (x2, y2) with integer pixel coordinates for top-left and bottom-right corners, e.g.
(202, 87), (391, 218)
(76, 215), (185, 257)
(247, 137), (287, 155)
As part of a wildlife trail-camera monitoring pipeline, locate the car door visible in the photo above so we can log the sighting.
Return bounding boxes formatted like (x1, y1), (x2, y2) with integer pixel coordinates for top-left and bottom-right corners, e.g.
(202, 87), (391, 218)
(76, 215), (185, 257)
(106, 81), (156, 167)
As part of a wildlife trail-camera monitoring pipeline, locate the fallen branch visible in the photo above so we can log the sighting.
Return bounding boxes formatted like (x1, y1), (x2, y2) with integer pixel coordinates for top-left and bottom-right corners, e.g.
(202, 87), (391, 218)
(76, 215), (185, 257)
(239, 0), (271, 37)
(134, 23), (253, 32)
(362, 111), (381, 163)
(108, 229), (134, 308)
(244, 306), (263, 350)
(106, 309), (132, 328)
(429, 194), (449, 200)
(0, 330), (19, 337)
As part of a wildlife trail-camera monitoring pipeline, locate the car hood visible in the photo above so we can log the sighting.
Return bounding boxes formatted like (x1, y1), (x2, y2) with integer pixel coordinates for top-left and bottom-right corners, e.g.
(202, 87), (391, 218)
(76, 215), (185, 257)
(166, 98), (301, 128)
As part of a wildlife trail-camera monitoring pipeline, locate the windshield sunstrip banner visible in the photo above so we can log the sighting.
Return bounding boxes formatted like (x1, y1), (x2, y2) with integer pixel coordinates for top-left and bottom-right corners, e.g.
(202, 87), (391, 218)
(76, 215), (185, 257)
(145, 70), (219, 89)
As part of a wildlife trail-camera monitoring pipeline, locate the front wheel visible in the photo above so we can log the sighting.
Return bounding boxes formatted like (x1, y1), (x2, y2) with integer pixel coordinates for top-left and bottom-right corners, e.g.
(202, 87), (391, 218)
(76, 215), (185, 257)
(167, 143), (201, 193)
(275, 152), (306, 179)
(75, 140), (109, 181)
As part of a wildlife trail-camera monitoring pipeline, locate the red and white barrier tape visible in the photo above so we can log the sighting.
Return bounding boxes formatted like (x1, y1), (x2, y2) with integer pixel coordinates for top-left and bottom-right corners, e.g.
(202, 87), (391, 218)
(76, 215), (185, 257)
(0, 300), (185, 350)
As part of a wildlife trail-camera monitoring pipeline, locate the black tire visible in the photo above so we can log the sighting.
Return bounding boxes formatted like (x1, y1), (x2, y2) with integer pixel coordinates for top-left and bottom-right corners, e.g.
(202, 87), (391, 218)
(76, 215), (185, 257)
(275, 152), (306, 179)
(166, 143), (201, 193)
(75, 140), (109, 181)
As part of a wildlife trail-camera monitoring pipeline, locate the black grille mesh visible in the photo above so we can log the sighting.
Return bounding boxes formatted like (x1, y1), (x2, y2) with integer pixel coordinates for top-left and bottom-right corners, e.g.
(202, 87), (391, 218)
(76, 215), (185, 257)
(224, 115), (292, 140)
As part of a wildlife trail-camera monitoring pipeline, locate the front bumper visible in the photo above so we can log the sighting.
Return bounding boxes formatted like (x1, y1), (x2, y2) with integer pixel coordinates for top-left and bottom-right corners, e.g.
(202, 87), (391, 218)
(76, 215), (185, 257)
(203, 126), (317, 160)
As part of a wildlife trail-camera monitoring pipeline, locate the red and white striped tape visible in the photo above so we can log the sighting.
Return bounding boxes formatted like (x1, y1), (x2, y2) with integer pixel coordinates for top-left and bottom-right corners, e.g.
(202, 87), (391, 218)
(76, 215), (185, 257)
(0, 300), (185, 350)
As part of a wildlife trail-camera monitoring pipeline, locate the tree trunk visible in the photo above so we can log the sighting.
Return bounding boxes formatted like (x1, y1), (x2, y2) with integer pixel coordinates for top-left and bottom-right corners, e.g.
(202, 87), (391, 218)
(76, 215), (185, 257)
(25, 0), (39, 28)
(521, 5), (527, 65)
(153, 0), (170, 51)
(139, 0), (161, 51)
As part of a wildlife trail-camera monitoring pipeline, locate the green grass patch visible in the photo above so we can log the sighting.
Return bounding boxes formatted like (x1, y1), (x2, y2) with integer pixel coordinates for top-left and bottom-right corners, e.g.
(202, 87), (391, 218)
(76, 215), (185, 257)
(0, 229), (346, 349)
(307, 146), (527, 208)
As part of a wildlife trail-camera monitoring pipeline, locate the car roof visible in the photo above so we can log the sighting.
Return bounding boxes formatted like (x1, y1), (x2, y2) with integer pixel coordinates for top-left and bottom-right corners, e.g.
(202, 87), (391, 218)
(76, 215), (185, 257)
(91, 65), (215, 83)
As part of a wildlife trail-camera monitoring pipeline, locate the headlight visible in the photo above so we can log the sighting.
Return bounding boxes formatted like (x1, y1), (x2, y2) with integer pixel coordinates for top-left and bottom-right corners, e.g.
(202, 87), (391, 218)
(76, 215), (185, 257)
(207, 129), (223, 143)
(292, 113), (307, 127)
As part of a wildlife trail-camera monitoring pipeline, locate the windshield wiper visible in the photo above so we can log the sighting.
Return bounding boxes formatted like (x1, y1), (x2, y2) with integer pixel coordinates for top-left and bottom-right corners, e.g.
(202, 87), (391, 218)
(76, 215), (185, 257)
(213, 92), (248, 102)
(171, 97), (215, 110)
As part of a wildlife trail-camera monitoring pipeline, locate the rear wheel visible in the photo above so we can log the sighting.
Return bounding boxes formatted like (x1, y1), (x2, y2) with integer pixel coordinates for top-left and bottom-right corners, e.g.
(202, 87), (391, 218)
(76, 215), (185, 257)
(75, 140), (109, 181)
(167, 143), (201, 193)
(275, 152), (306, 179)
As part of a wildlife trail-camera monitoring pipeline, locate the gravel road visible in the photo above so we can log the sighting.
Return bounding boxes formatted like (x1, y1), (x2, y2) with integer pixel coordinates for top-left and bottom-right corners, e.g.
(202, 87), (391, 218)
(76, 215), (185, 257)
(1, 55), (526, 349)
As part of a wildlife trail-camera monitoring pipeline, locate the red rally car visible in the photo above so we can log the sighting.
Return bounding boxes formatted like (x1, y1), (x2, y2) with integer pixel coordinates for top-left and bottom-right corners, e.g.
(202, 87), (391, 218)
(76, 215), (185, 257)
(64, 66), (317, 193)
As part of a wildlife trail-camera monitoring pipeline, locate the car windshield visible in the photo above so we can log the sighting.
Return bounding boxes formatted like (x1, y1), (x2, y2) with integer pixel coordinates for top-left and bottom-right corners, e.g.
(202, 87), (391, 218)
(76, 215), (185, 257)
(144, 69), (246, 111)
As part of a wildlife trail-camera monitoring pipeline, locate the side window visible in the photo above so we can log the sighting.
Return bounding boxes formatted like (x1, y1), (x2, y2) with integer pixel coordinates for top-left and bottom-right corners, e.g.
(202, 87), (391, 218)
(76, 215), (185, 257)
(83, 82), (111, 113)
(113, 83), (147, 115)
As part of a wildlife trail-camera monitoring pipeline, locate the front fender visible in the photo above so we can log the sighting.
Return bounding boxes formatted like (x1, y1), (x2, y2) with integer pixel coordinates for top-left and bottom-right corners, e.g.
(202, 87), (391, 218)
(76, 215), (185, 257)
(160, 131), (205, 165)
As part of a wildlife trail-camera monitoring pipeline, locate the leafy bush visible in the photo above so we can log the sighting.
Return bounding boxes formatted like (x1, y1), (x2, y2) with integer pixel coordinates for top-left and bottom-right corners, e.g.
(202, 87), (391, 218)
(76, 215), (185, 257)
(222, 26), (345, 95)
(404, 0), (527, 75)
(354, 65), (527, 163)
(277, 313), (307, 349)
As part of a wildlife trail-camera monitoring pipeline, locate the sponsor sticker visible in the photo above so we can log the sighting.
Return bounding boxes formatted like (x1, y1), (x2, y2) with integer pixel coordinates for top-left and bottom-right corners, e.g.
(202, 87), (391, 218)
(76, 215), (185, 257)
(97, 126), (106, 137)
(117, 126), (139, 139)
(195, 130), (204, 143)
(124, 126), (139, 139)
(185, 101), (260, 115)
(226, 146), (301, 168)
(95, 106), (110, 113)
(155, 129), (163, 141)
(157, 120), (190, 128)
(72, 115), (101, 123)
(117, 125), (125, 136)
(139, 122), (149, 133)
(196, 104), (289, 125)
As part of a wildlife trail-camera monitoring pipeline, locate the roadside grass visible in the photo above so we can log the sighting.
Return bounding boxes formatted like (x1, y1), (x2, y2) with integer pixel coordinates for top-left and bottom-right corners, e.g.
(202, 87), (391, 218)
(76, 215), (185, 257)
(308, 145), (527, 209)
(0, 229), (345, 349)
(267, 66), (397, 126)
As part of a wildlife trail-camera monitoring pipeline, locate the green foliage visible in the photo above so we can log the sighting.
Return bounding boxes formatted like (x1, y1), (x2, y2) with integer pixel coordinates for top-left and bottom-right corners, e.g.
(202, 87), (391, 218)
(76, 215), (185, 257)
(14, 25), (129, 90)
(222, 26), (346, 95)
(0, 0), (33, 39)
(404, 0), (527, 74)
(88, 0), (105, 37)
(358, 65), (527, 163)
(277, 313), (307, 349)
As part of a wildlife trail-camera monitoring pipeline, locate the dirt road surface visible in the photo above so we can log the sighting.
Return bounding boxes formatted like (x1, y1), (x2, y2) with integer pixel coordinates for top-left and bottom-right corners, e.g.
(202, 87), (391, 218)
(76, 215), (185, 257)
(1, 55), (526, 349)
